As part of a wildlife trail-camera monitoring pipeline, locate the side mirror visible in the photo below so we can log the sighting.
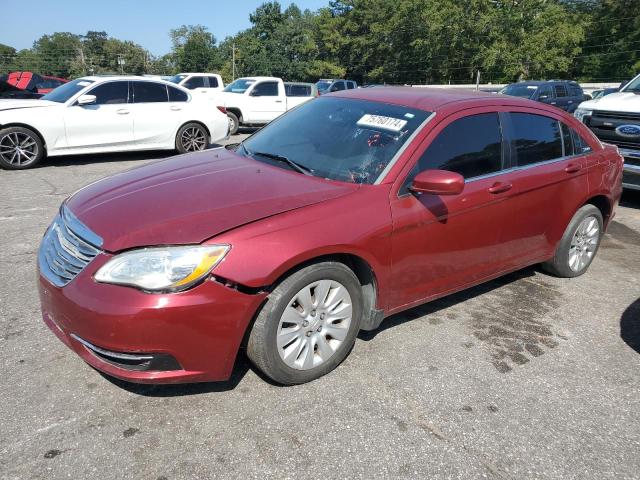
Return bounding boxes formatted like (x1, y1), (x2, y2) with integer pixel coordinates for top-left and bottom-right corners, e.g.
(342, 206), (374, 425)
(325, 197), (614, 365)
(330, 85), (339, 92)
(249, 89), (260, 97)
(77, 94), (96, 106)
(409, 170), (465, 196)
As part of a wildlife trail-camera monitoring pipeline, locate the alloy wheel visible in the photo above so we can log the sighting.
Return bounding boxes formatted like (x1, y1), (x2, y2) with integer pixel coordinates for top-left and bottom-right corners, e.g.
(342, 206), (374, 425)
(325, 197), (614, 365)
(568, 215), (600, 272)
(0, 132), (39, 167)
(180, 126), (207, 152)
(277, 279), (353, 370)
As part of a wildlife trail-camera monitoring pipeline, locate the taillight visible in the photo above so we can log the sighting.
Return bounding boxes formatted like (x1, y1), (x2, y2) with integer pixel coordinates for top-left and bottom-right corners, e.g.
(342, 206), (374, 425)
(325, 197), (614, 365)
(217, 106), (227, 114)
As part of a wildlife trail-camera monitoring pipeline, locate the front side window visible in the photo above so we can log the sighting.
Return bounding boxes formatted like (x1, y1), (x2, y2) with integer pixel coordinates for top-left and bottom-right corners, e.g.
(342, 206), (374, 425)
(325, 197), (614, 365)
(88, 81), (129, 105)
(507, 113), (562, 166)
(404, 113), (503, 189)
(252, 82), (279, 96)
(206, 76), (219, 88)
(182, 76), (206, 89)
(168, 86), (188, 102)
(132, 81), (168, 103)
(537, 85), (553, 99)
(240, 97), (430, 184)
(42, 78), (95, 103)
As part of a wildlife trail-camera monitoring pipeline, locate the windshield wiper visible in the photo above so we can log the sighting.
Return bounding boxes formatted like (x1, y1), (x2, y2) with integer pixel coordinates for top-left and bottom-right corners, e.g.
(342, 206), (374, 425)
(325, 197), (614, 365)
(244, 146), (313, 176)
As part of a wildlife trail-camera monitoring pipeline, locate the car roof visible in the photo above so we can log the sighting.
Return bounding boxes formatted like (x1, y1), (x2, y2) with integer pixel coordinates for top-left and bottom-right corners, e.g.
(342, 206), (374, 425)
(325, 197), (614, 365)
(177, 72), (220, 76)
(329, 86), (542, 112)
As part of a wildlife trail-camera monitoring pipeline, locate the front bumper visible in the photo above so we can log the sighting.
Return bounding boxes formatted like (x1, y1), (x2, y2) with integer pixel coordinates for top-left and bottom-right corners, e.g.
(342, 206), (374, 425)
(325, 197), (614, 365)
(620, 148), (640, 191)
(38, 255), (267, 384)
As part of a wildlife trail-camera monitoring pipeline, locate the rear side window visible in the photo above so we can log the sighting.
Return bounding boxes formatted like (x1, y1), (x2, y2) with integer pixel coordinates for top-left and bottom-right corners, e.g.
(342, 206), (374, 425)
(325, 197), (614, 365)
(407, 113), (503, 183)
(132, 81), (168, 103)
(507, 113), (563, 166)
(554, 84), (568, 97)
(168, 86), (188, 102)
(253, 82), (279, 96)
(206, 76), (219, 88)
(183, 76), (205, 89)
(88, 81), (129, 105)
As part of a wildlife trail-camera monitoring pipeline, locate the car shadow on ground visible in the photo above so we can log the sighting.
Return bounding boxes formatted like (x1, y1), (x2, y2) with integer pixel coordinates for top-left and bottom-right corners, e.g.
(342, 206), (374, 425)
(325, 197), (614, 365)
(620, 298), (640, 355)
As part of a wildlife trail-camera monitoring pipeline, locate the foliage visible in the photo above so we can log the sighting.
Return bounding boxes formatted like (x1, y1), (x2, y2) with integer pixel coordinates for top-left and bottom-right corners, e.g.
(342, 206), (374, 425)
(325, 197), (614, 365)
(0, 1), (637, 84)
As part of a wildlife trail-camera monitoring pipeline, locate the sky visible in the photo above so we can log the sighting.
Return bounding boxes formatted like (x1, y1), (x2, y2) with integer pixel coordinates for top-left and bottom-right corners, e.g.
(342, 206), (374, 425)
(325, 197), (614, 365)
(0, 0), (330, 56)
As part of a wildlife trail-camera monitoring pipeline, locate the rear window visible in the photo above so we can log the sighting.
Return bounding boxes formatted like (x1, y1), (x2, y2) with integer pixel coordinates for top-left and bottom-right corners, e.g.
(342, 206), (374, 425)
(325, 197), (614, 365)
(285, 84), (311, 97)
(500, 84), (538, 98)
(507, 113), (563, 166)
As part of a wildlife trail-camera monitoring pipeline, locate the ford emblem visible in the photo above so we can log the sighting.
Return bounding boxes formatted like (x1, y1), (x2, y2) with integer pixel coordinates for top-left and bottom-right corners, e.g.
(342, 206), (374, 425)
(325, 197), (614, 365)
(616, 124), (640, 137)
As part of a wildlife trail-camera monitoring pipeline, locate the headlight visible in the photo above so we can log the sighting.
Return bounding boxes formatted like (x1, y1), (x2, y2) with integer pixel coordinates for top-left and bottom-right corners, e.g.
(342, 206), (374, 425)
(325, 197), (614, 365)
(95, 245), (230, 292)
(574, 108), (592, 123)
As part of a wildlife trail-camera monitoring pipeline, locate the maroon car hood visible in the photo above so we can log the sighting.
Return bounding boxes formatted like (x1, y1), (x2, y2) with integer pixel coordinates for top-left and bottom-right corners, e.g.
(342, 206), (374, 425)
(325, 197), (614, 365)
(66, 149), (357, 252)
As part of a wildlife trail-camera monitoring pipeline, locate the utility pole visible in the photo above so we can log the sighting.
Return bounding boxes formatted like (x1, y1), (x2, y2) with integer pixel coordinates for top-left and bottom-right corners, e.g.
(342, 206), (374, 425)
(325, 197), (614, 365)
(232, 42), (236, 80)
(476, 69), (481, 91)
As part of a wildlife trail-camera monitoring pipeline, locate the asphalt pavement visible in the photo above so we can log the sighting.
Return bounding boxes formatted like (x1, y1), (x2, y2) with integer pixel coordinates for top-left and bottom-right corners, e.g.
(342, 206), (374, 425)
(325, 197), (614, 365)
(1, 139), (639, 480)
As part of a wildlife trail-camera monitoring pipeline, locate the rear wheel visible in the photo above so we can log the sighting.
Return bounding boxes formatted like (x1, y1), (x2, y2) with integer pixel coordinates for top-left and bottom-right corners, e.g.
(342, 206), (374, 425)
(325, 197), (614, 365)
(227, 112), (239, 135)
(542, 204), (603, 277)
(175, 123), (208, 153)
(0, 126), (44, 170)
(247, 262), (363, 385)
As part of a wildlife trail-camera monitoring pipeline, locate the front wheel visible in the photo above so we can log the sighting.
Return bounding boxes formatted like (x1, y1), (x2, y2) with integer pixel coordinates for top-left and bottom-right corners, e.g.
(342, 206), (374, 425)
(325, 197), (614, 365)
(247, 262), (363, 385)
(175, 123), (208, 154)
(542, 204), (603, 277)
(0, 126), (44, 170)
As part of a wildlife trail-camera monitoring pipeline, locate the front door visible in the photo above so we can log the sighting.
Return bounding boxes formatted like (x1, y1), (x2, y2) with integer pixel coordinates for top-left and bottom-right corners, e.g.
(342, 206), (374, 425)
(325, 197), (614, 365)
(248, 81), (286, 123)
(388, 110), (513, 310)
(63, 80), (134, 150)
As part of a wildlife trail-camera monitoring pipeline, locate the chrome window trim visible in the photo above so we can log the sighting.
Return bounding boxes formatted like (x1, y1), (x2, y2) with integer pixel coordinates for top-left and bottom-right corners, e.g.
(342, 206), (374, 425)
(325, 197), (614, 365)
(373, 112), (436, 185)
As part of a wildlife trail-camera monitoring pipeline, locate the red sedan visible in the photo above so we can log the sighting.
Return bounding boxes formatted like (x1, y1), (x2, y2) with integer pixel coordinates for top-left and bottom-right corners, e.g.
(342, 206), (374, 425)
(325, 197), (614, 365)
(37, 88), (623, 385)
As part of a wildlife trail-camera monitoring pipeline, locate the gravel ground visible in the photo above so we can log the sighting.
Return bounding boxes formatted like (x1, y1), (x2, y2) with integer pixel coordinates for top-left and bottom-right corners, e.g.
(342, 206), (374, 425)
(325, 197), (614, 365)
(0, 139), (639, 480)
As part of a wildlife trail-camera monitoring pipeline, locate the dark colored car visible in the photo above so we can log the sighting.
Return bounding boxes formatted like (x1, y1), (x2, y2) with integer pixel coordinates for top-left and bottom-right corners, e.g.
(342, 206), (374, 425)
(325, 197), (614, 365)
(500, 80), (586, 113)
(316, 79), (358, 94)
(38, 88), (623, 386)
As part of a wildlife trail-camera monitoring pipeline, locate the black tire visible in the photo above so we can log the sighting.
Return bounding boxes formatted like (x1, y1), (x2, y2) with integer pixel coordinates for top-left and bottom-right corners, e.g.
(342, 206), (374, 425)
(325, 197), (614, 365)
(227, 112), (239, 135)
(541, 204), (603, 278)
(0, 126), (44, 170)
(175, 122), (209, 154)
(247, 262), (363, 385)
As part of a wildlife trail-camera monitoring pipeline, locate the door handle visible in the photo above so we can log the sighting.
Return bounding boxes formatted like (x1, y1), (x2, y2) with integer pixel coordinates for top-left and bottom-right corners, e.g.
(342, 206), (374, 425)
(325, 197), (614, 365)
(275, 100), (283, 103)
(116, 109), (129, 115)
(170, 106), (182, 111)
(565, 164), (581, 173)
(550, 102), (557, 105)
(488, 181), (512, 194)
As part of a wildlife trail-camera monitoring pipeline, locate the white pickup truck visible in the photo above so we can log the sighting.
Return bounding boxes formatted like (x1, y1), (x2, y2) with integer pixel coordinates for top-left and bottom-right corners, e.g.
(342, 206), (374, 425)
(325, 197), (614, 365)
(217, 77), (316, 134)
(575, 72), (640, 190)
(166, 73), (224, 98)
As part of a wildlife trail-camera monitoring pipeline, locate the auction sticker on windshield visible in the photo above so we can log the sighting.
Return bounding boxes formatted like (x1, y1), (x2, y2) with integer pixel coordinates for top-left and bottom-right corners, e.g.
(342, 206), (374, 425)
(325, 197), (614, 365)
(357, 114), (408, 132)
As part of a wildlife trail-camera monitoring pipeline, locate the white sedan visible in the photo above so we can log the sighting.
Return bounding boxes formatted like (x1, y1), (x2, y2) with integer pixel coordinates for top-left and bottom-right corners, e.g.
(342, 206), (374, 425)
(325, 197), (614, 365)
(0, 76), (230, 170)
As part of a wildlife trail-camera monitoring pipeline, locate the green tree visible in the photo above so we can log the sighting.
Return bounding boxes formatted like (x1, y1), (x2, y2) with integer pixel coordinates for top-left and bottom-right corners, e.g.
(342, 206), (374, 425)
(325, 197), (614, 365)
(170, 25), (219, 72)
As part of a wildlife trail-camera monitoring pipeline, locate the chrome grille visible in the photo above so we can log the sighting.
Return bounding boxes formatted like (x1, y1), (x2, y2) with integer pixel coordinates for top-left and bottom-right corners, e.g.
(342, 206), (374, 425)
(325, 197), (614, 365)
(592, 110), (640, 122)
(38, 206), (102, 287)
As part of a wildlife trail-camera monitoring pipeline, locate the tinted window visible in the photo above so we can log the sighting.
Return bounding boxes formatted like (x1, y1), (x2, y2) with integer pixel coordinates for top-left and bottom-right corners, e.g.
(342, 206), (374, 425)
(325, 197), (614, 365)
(88, 81), (129, 105)
(347, 81), (356, 90)
(285, 84), (311, 97)
(572, 129), (592, 154)
(561, 123), (574, 156)
(408, 113), (503, 184)
(333, 81), (346, 91)
(554, 84), (568, 97)
(132, 81), (168, 103)
(168, 86), (188, 102)
(508, 113), (562, 166)
(569, 85), (583, 97)
(253, 82), (279, 96)
(206, 76), (219, 88)
(183, 76), (205, 89)
(42, 78), (95, 103)
(537, 85), (553, 98)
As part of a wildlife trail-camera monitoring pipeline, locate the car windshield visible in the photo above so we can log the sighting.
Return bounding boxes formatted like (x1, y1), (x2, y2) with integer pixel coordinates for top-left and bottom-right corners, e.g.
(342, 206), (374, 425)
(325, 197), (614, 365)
(622, 74), (640, 92)
(223, 78), (256, 93)
(316, 80), (332, 92)
(41, 78), (95, 103)
(166, 74), (188, 84)
(500, 84), (539, 98)
(240, 97), (431, 184)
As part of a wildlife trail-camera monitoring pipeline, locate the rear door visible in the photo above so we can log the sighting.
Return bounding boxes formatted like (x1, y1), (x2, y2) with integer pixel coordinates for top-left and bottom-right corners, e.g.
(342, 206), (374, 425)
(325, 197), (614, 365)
(388, 110), (514, 309)
(62, 80), (134, 150)
(129, 80), (174, 148)
(497, 110), (588, 267)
